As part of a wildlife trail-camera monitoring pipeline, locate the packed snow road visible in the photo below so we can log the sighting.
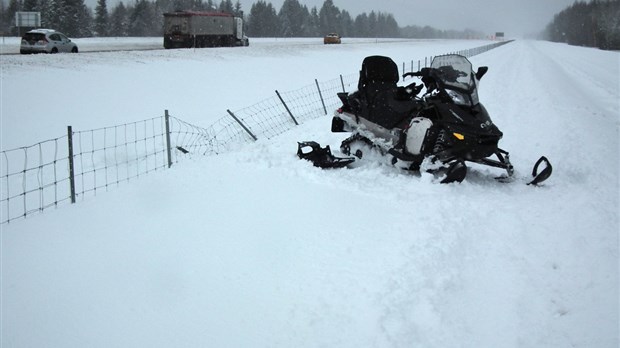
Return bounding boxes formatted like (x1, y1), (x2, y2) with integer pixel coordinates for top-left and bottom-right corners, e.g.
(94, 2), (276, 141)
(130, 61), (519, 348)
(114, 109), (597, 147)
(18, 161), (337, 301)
(1, 39), (618, 348)
(0, 36), (425, 55)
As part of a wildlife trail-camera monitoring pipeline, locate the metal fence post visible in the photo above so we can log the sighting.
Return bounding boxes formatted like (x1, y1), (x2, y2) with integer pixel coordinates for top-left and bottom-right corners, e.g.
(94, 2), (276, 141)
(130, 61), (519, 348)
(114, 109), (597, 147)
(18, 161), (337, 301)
(314, 79), (328, 115)
(227, 109), (258, 141)
(164, 110), (173, 168)
(275, 90), (299, 125)
(67, 126), (76, 204)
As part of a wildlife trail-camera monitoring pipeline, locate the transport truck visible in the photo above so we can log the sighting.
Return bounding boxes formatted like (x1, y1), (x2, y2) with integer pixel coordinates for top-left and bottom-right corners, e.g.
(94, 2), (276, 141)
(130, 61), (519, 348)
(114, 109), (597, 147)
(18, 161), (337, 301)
(163, 11), (249, 48)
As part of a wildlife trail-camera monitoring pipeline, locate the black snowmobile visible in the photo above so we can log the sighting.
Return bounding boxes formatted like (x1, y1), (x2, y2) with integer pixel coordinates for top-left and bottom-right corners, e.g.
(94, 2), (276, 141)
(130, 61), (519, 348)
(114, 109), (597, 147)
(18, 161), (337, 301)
(302, 53), (551, 184)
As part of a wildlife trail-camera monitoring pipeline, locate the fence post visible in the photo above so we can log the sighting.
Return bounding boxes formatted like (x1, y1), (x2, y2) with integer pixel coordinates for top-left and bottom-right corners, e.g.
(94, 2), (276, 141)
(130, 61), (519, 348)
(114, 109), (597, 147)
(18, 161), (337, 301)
(340, 74), (346, 93)
(67, 126), (76, 204)
(275, 90), (299, 125)
(164, 110), (173, 168)
(227, 109), (258, 141)
(314, 79), (328, 115)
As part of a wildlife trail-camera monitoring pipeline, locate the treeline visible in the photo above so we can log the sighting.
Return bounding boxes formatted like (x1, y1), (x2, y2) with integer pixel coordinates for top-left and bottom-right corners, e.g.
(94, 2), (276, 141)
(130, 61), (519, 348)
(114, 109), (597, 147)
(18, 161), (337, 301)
(1, 0), (481, 39)
(245, 0), (400, 37)
(0, 0), (237, 36)
(543, 0), (619, 50)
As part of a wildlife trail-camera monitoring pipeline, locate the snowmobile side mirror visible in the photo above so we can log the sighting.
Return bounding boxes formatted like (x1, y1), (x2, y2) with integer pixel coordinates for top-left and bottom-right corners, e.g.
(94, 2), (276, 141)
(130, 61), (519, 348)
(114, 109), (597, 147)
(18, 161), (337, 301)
(476, 67), (488, 80)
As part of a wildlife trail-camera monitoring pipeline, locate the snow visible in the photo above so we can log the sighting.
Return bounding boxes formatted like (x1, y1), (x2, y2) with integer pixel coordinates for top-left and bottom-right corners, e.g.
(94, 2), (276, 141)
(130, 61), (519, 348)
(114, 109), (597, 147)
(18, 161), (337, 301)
(1, 38), (619, 347)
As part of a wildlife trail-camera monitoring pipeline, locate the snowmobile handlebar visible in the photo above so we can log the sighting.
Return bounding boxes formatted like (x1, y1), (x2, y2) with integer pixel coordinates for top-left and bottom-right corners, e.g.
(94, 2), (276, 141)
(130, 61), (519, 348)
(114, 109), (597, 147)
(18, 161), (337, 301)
(402, 68), (431, 79)
(403, 71), (422, 78)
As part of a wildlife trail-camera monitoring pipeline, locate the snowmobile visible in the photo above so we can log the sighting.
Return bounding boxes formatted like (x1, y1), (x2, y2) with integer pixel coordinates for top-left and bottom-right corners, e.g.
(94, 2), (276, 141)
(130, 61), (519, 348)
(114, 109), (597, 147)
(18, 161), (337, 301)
(311, 53), (552, 184)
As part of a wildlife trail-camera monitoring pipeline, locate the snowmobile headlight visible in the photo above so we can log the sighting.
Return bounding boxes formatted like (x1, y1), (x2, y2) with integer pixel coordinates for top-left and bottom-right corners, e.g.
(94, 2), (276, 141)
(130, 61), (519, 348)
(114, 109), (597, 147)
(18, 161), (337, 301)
(453, 132), (465, 140)
(446, 90), (470, 106)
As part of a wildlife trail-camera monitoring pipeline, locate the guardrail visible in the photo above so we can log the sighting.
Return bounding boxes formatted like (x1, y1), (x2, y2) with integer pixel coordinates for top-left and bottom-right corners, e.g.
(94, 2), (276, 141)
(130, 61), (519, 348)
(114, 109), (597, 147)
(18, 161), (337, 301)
(1, 40), (513, 224)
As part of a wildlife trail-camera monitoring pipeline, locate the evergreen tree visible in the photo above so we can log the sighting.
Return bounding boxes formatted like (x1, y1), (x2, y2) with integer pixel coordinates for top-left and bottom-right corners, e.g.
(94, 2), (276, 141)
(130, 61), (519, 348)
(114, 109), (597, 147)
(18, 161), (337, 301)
(68, 0), (93, 37)
(41, 0), (60, 29)
(5, 0), (22, 34)
(367, 11), (377, 37)
(353, 12), (369, 37)
(247, 0), (278, 36)
(109, 1), (129, 36)
(377, 12), (398, 38)
(22, 0), (38, 11)
(278, 0), (306, 37)
(233, 0), (242, 17)
(94, 0), (109, 36)
(544, 0), (620, 50)
(218, 0), (232, 13)
(338, 9), (352, 37)
(318, 0), (339, 34)
(128, 0), (158, 36)
(205, 0), (215, 11)
(302, 6), (320, 37)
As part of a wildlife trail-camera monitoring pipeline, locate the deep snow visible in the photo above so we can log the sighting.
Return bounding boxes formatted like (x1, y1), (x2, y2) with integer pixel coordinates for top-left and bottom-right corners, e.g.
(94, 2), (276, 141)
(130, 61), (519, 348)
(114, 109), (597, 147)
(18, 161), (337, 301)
(1, 39), (619, 348)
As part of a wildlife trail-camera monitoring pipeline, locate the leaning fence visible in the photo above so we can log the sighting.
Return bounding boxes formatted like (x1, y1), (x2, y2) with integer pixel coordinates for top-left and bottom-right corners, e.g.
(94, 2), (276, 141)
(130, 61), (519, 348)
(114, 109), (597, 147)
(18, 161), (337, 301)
(1, 40), (513, 224)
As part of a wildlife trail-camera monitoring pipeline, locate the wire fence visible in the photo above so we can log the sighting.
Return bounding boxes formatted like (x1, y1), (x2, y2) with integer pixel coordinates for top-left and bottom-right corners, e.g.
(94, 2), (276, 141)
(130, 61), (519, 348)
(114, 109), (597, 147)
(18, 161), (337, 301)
(1, 40), (513, 224)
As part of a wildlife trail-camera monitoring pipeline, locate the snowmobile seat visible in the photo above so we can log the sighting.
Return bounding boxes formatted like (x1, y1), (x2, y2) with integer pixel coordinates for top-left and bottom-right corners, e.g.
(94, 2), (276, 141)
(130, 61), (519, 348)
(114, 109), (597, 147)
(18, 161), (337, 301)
(358, 55), (400, 91)
(357, 56), (417, 129)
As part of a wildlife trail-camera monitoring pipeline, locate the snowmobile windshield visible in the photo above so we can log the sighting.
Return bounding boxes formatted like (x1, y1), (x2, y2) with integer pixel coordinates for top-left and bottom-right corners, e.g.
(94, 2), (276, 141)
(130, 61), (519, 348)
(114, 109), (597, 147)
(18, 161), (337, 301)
(431, 55), (479, 106)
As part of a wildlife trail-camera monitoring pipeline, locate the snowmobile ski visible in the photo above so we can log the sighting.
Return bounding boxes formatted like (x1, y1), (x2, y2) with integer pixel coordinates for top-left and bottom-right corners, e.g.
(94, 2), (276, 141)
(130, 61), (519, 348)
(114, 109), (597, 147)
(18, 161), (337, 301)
(527, 156), (553, 186)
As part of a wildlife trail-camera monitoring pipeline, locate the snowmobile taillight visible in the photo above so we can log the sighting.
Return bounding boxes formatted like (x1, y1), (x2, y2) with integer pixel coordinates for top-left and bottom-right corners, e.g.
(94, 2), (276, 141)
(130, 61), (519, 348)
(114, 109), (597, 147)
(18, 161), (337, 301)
(453, 132), (465, 140)
(337, 108), (343, 114)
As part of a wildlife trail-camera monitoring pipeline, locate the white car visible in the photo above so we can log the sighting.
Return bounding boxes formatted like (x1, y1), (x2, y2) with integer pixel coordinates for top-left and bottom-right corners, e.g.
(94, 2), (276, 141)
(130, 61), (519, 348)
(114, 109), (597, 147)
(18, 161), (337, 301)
(20, 29), (78, 54)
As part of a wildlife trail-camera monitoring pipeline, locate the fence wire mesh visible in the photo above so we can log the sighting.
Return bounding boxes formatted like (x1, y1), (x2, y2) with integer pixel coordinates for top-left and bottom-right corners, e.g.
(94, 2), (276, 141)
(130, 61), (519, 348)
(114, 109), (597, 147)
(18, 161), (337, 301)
(71, 117), (168, 200)
(1, 40), (513, 224)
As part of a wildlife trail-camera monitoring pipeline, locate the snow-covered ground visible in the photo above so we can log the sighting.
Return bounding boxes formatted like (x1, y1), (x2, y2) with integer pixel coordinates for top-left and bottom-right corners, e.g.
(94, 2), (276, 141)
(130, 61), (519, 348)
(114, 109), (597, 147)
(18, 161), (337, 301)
(1, 38), (619, 347)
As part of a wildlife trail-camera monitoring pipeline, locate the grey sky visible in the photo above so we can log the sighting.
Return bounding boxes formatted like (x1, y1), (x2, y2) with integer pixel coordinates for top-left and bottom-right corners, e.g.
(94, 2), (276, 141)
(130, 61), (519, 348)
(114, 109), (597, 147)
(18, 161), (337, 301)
(232, 0), (578, 38)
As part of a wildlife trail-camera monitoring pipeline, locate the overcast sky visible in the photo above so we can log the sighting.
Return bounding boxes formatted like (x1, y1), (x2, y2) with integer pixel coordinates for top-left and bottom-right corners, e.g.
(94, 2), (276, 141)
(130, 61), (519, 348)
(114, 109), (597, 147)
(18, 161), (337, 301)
(231, 0), (578, 38)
